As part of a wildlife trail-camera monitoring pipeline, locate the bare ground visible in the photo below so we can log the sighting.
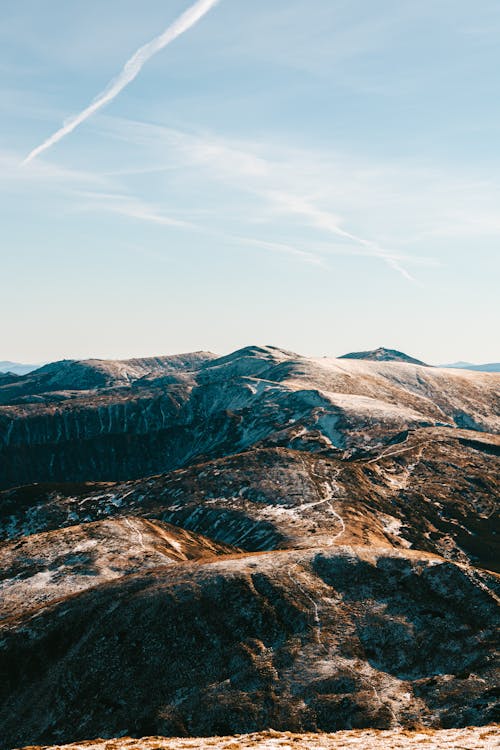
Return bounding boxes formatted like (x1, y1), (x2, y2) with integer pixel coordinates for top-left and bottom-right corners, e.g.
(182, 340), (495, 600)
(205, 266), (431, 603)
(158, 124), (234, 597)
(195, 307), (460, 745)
(17, 725), (500, 750)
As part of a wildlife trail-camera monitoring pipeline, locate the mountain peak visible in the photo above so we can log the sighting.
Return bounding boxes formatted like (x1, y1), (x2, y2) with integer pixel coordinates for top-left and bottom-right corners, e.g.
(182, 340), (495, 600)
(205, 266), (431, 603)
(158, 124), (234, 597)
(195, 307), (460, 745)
(339, 347), (428, 366)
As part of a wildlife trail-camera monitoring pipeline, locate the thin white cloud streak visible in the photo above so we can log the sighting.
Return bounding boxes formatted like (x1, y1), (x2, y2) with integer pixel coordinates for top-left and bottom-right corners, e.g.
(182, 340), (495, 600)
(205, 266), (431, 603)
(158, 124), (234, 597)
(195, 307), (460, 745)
(22, 0), (220, 164)
(79, 186), (429, 272)
(16, 106), (443, 279)
(76, 190), (192, 229)
(73, 189), (324, 266)
(265, 190), (417, 281)
(94, 117), (438, 280)
(226, 235), (325, 267)
(110, 195), (432, 274)
(96, 121), (500, 250)
(1, 150), (103, 186)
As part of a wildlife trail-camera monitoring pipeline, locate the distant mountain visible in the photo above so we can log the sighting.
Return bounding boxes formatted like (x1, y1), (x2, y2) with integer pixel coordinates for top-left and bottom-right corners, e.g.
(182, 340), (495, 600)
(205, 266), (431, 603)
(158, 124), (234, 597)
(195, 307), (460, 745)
(339, 346), (427, 366)
(440, 361), (500, 373)
(0, 361), (40, 376)
(1, 344), (497, 488)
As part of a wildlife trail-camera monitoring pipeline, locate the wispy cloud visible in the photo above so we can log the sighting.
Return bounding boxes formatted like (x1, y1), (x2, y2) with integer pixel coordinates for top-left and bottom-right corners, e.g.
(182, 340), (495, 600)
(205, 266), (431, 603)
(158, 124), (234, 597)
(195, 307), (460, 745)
(11, 104), (456, 280)
(220, 234), (325, 267)
(75, 188), (325, 266)
(75, 181), (437, 273)
(0, 148), (109, 192)
(22, 0), (221, 164)
(265, 190), (417, 281)
(75, 190), (192, 229)
(75, 115), (449, 280)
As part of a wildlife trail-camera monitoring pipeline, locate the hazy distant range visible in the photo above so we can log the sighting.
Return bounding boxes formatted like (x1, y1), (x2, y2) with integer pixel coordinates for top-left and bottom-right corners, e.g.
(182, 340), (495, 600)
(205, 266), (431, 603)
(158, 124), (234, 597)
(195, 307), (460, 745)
(0, 356), (499, 375)
(0, 361), (41, 376)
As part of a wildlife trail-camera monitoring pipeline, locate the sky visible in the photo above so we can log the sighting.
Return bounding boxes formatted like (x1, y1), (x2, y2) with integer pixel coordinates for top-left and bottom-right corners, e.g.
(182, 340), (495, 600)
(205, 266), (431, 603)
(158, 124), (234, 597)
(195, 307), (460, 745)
(1, 0), (499, 365)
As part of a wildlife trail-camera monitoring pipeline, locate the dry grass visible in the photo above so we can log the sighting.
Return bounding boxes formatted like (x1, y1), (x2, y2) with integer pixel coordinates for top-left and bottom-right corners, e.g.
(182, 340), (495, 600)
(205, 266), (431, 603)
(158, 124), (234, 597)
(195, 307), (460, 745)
(17, 725), (500, 750)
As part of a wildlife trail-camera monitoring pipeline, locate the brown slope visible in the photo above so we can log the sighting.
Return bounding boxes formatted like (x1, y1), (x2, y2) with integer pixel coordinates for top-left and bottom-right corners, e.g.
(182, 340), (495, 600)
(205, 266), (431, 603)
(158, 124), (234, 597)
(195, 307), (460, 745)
(0, 517), (236, 621)
(2, 427), (498, 570)
(14, 725), (500, 750)
(0, 546), (498, 749)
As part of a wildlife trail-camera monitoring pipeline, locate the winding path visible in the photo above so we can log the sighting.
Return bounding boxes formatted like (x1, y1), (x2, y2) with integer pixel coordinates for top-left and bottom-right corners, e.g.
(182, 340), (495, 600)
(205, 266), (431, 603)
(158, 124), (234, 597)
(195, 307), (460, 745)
(301, 459), (346, 545)
(123, 517), (147, 552)
(287, 567), (322, 644)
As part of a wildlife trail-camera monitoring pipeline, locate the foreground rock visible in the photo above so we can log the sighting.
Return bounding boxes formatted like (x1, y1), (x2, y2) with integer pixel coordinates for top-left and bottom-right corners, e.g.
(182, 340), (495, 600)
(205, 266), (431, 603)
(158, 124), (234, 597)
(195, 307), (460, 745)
(1, 547), (498, 748)
(15, 725), (500, 749)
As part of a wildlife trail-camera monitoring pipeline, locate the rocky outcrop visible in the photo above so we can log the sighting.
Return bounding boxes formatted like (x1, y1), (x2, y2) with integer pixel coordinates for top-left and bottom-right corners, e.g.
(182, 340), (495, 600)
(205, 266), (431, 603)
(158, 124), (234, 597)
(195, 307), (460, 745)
(339, 347), (428, 366)
(0, 517), (236, 621)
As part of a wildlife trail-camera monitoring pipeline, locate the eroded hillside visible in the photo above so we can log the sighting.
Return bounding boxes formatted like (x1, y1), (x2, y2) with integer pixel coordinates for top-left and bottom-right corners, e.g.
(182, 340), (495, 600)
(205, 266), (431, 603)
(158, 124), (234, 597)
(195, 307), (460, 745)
(1, 346), (498, 488)
(2, 427), (498, 570)
(0, 346), (498, 749)
(2, 547), (499, 748)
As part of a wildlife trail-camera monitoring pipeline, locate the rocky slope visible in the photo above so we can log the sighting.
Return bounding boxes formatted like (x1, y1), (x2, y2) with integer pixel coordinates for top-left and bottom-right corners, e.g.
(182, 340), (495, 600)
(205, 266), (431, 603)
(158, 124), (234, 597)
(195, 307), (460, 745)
(1, 547), (499, 748)
(2, 427), (498, 571)
(0, 518), (236, 621)
(0, 346), (498, 749)
(0, 346), (498, 488)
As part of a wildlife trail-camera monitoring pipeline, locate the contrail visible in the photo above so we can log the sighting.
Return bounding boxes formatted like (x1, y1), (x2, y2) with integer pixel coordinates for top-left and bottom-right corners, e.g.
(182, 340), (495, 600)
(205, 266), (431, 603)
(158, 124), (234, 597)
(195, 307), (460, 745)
(22, 0), (221, 164)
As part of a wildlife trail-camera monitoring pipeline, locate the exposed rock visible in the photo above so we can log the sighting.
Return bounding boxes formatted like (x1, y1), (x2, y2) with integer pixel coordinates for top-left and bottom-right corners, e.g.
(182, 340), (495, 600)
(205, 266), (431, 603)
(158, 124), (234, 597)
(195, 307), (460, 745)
(0, 346), (498, 749)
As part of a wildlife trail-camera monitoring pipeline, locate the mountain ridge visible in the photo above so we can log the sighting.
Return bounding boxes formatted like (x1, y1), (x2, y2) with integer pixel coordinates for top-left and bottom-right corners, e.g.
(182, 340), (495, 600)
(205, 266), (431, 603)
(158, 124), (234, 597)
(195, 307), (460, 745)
(0, 344), (498, 748)
(440, 361), (500, 373)
(1, 345), (498, 489)
(0, 361), (40, 376)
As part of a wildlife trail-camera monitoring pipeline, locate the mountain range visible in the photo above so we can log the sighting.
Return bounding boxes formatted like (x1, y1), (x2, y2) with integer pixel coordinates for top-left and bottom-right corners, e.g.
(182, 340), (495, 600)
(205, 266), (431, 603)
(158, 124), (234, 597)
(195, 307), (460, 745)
(440, 361), (500, 373)
(2, 347), (499, 377)
(0, 360), (40, 376)
(0, 345), (498, 749)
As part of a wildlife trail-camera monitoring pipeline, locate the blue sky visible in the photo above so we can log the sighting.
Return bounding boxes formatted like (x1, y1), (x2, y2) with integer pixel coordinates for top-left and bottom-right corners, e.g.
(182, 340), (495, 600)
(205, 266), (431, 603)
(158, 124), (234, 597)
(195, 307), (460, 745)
(1, 0), (499, 364)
